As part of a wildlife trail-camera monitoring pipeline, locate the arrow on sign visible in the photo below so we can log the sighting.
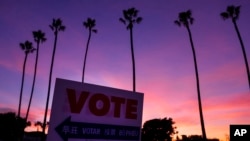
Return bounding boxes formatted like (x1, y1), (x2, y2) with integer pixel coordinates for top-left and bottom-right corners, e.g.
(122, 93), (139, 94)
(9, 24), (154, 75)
(55, 116), (140, 141)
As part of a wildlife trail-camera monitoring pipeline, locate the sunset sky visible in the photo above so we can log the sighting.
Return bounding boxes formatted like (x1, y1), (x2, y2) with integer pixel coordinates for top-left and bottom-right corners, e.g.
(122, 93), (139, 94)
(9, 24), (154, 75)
(1, 0), (250, 140)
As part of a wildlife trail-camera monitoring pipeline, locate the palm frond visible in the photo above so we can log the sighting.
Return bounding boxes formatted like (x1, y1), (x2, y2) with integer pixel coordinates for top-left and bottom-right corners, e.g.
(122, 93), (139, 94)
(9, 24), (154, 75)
(120, 7), (142, 29)
(52, 19), (56, 26)
(136, 17), (142, 24)
(174, 20), (181, 26)
(127, 8), (134, 16)
(50, 18), (65, 32)
(33, 30), (47, 43)
(178, 12), (186, 22)
(91, 19), (96, 27)
(92, 29), (97, 33)
(41, 34), (47, 43)
(30, 48), (36, 53)
(49, 25), (54, 31)
(56, 18), (62, 26)
(20, 40), (35, 54)
(176, 10), (194, 27)
(32, 31), (38, 42)
(127, 23), (133, 30)
(59, 25), (66, 31)
(32, 31), (37, 37)
(87, 17), (91, 22)
(133, 8), (138, 17)
(119, 18), (126, 24)
(227, 5), (235, 17)
(83, 22), (88, 28)
(235, 5), (241, 20)
(20, 43), (25, 50)
(83, 17), (97, 30)
(24, 40), (32, 49)
(186, 10), (192, 18)
(220, 12), (229, 20)
(123, 10), (129, 21)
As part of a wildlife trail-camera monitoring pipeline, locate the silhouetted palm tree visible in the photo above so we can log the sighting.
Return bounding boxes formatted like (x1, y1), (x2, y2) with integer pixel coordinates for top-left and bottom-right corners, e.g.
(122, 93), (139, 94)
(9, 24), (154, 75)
(82, 18), (97, 83)
(42, 18), (65, 135)
(119, 7), (142, 92)
(25, 30), (46, 121)
(220, 5), (250, 89)
(18, 41), (35, 118)
(174, 10), (207, 141)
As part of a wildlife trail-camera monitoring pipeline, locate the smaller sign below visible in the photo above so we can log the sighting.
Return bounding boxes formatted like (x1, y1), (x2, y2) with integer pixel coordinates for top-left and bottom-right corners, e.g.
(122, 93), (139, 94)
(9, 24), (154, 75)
(56, 116), (140, 141)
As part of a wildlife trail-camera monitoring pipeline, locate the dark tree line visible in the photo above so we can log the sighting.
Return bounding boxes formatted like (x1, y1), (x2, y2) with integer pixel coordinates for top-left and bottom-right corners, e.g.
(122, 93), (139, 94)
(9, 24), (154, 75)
(141, 117), (177, 141)
(0, 113), (30, 141)
(176, 135), (219, 141)
(0, 113), (220, 141)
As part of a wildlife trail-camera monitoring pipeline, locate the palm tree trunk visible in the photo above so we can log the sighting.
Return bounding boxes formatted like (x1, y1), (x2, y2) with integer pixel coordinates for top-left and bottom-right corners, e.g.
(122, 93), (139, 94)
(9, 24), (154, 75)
(42, 32), (58, 136)
(186, 25), (207, 141)
(25, 42), (40, 120)
(18, 53), (28, 117)
(232, 19), (250, 89)
(82, 29), (92, 83)
(130, 27), (136, 92)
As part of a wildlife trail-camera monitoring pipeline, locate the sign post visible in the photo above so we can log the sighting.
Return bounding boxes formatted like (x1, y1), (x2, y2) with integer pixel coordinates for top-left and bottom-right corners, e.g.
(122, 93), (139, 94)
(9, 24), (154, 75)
(47, 78), (144, 141)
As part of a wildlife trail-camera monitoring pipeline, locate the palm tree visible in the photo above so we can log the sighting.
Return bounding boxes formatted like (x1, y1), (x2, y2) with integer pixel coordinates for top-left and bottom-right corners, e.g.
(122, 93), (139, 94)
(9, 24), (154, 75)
(174, 10), (207, 140)
(42, 18), (65, 136)
(17, 41), (35, 118)
(119, 7), (142, 92)
(25, 30), (46, 121)
(220, 5), (250, 89)
(82, 18), (97, 83)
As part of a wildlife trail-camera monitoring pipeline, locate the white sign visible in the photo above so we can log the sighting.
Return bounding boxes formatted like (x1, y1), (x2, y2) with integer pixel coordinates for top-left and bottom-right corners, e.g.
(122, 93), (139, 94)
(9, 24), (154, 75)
(47, 78), (144, 141)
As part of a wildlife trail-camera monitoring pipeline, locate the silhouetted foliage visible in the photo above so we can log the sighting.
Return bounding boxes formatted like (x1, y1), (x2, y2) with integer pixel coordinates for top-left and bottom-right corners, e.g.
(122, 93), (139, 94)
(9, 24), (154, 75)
(83, 18), (97, 33)
(119, 7), (142, 92)
(82, 17), (97, 83)
(174, 10), (194, 27)
(220, 5), (250, 89)
(175, 10), (207, 140)
(119, 7), (142, 30)
(23, 131), (45, 141)
(18, 40), (35, 118)
(35, 121), (43, 132)
(220, 5), (240, 20)
(26, 30), (46, 121)
(49, 18), (66, 34)
(0, 112), (30, 141)
(42, 18), (65, 137)
(141, 117), (177, 141)
(176, 135), (219, 141)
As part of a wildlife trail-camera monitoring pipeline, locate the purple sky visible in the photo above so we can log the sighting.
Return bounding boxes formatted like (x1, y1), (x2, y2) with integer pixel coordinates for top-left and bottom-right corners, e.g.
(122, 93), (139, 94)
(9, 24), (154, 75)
(1, 0), (250, 140)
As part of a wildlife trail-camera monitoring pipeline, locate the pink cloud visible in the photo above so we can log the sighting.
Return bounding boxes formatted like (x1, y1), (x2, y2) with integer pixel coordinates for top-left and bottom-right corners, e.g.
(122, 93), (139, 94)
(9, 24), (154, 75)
(0, 49), (37, 77)
(204, 91), (250, 110)
(202, 60), (247, 83)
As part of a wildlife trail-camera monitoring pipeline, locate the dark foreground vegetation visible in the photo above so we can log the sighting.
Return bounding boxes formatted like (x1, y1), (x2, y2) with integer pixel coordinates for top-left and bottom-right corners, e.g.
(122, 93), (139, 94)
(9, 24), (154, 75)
(0, 112), (219, 141)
